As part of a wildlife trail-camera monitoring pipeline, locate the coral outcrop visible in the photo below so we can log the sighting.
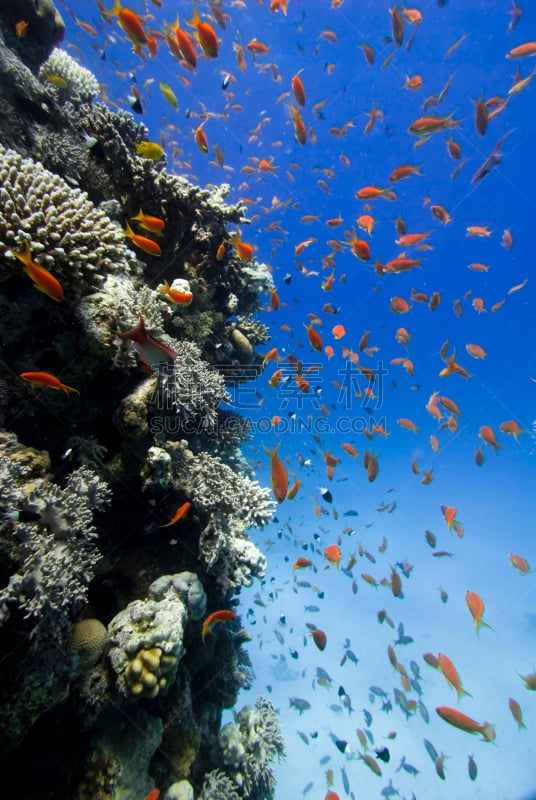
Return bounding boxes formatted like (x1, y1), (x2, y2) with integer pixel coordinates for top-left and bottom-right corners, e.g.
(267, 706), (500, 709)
(0, 4), (283, 797)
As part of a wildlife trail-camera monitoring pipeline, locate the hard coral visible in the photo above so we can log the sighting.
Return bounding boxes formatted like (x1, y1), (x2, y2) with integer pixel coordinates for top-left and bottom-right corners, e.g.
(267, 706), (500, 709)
(39, 47), (101, 105)
(107, 574), (197, 698)
(218, 698), (285, 800)
(0, 433), (111, 643)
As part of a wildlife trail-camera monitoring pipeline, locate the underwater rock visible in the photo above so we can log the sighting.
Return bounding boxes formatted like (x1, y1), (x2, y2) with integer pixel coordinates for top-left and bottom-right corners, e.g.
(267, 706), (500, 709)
(0, 0), (65, 72)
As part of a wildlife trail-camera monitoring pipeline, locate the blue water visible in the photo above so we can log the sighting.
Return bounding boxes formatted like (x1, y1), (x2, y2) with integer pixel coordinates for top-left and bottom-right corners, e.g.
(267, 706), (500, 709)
(62, 1), (535, 798)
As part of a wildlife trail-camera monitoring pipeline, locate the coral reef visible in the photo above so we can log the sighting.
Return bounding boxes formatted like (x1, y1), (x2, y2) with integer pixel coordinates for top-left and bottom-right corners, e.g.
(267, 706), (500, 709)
(39, 47), (101, 104)
(0, 8), (283, 798)
(0, 143), (130, 295)
(0, 0), (65, 71)
(217, 698), (285, 800)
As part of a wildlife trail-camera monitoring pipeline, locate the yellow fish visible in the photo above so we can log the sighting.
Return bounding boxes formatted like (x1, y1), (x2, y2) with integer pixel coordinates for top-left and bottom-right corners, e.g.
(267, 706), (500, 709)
(135, 141), (164, 160)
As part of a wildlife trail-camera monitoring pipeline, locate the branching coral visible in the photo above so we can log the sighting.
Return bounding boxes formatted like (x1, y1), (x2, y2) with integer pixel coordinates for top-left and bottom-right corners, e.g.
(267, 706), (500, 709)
(39, 47), (101, 104)
(154, 341), (231, 435)
(217, 698), (285, 800)
(0, 431), (111, 642)
(0, 143), (130, 295)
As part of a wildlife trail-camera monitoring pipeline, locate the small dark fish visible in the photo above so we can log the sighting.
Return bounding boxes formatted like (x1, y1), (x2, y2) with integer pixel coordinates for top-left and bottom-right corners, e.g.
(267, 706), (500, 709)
(283, 272), (292, 285)
(343, 509), (359, 517)
(468, 754), (478, 781)
(297, 730), (309, 745)
(289, 697), (311, 713)
(335, 739), (348, 754)
(1, 508), (41, 523)
(128, 95), (143, 114)
(221, 72), (231, 89)
(375, 747), (390, 763)
(319, 487), (333, 503)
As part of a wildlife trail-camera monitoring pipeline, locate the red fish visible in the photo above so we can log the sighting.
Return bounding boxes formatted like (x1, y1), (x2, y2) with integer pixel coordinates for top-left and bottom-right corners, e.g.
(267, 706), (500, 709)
(436, 706), (495, 742)
(263, 442), (288, 502)
(201, 609), (236, 644)
(115, 315), (178, 373)
(20, 371), (79, 396)
(160, 501), (191, 527)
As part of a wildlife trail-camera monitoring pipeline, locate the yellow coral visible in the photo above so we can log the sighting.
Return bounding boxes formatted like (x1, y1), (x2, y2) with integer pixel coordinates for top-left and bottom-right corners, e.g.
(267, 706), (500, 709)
(124, 646), (177, 698)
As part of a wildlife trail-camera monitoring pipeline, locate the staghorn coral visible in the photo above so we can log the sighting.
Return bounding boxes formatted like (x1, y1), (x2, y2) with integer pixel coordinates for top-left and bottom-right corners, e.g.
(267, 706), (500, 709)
(218, 698), (285, 800)
(0, 143), (131, 295)
(39, 47), (101, 104)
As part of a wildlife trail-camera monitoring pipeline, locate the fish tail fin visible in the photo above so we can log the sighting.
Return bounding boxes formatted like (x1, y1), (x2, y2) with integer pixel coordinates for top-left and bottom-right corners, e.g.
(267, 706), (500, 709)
(63, 385), (80, 397)
(131, 208), (144, 221)
(104, 0), (121, 18)
(187, 3), (201, 27)
(458, 687), (473, 701)
(480, 722), (496, 743)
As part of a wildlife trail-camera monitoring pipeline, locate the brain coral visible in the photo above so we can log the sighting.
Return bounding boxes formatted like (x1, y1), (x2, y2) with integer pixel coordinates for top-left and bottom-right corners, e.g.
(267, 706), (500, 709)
(0, 143), (130, 295)
(68, 618), (108, 676)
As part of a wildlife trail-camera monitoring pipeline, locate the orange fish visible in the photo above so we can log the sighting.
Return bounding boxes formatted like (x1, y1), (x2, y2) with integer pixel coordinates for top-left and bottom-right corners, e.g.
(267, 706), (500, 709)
(436, 706), (495, 742)
(194, 121), (209, 153)
(291, 71), (306, 106)
(389, 163), (423, 182)
(263, 442), (288, 502)
(15, 20), (29, 37)
(508, 553), (531, 574)
(115, 315), (178, 373)
(304, 323), (323, 351)
(324, 544), (341, 569)
(20, 371), (79, 396)
(499, 420), (528, 441)
(157, 280), (193, 306)
(356, 185), (396, 201)
(159, 501), (191, 527)
(466, 590), (495, 636)
(230, 230), (254, 261)
(506, 41), (536, 59)
(437, 653), (472, 701)
(104, 0), (147, 46)
(11, 242), (64, 301)
(508, 697), (527, 730)
(166, 14), (197, 68)
(293, 557), (311, 570)
(144, 790), (160, 800)
(408, 113), (459, 136)
(131, 208), (165, 234)
(332, 324), (346, 340)
(123, 222), (162, 256)
(479, 425), (503, 453)
(187, 3), (218, 57)
(201, 609), (236, 644)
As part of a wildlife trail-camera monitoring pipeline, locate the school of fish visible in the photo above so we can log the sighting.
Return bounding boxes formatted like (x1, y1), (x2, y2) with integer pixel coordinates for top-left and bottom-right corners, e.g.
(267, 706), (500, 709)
(30, 0), (536, 798)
